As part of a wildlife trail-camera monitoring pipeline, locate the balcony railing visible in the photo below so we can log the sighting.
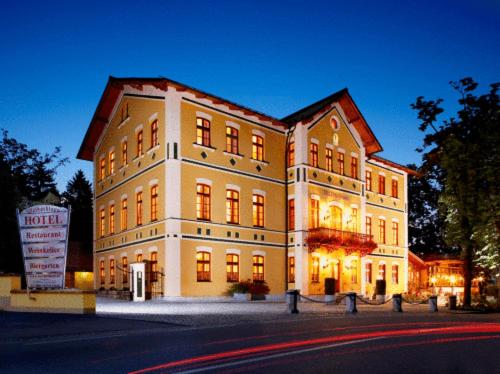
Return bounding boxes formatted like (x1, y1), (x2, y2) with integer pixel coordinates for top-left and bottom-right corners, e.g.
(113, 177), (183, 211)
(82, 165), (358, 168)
(306, 227), (377, 256)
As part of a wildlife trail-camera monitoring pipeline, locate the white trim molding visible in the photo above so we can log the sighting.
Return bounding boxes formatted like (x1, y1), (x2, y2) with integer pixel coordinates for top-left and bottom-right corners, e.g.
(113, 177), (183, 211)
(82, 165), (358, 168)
(149, 178), (159, 186)
(378, 171), (386, 177)
(326, 143), (333, 149)
(135, 186), (143, 193)
(392, 217), (400, 222)
(226, 248), (241, 255)
(148, 246), (158, 252)
(196, 246), (212, 253)
(135, 124), (144, 133)
(226, 184), (241, 192)
(351, 152), (358, 157)
(121, 193), (128, 200)
(252, 250), (266, 256)
(120, 252), (127, 257)
(134, 249), (143, 255)
(337, 147), (346, 153)
(196, 111), (212, 121)
(378, 215), (386, 220)
(108, 200), (115, 206)
(310, 137), (320, 145)
(149, 112), (159, 122)
(328, 201), (343, 208)
(252, 189), (266, 197)
(225, 120), (241, 130)
(196, 177), (212, 186)
(311, 194), (320, 201)
(252, 129), (265, 138)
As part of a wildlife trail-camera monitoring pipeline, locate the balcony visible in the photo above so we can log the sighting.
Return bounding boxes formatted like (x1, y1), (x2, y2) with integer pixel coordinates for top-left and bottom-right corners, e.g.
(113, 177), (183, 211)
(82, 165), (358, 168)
(306, 227), (377, 256)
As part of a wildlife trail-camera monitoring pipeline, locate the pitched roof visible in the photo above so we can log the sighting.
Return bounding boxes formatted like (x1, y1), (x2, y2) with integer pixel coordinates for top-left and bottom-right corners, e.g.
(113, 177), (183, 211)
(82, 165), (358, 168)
(281, 88), (383, 155)
(368, 154), (419, 176)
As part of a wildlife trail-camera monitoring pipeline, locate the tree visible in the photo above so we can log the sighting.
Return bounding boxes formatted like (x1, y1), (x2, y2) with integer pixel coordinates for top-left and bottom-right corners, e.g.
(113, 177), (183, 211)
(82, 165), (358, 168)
(412, 78), (500, 307)
(62, 170), (93, 251)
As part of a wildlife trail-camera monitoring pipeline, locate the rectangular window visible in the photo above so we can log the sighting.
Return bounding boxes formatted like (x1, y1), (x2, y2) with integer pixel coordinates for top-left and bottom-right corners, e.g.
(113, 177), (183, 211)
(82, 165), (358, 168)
(351, 157), (358, 179)
(252, 194), (265, 227)
(391, 179), (398, 198)
(350, 259), (358, 283)
(310, 143), (318, 167)
(365, 262), (372, 283)
(151, 185), (158, 221)
(137, 130), (143, 157)
(310, 199), (319, 228)
(379, 219), (386, 244)
(312, 257), (320, 282)
(288, 199), (295, 231)
(196, 118), (211, 146)
(253, 255), (264, 281)
(226, 189), (239, 224)
(351, 208), (358, 233)
(109, 151), (115, 175)
(121, 199), (127, 231)
(326, 148), (333, 172)
(109, 259), (115, 284)
(136, 191), (143, 226)
(122, 141), (128, 165)
(151, 120), (159, 148)
(151, 252), (158, 282)
(392, 264), (399, 284)
(99, 209), (105, 237)
(99, 260), (105, 285)
(392, 221), (399, 246)
(197, 251), (211, 281)
(378, 175), (386, 195)
(366, 216), (372, 237)
(99, 158), (106, 180)
(252, 135), (264, 161)
(226, 254), (239, 282)
(366, 171), (372, 191)
(337, 152), (345, 175)
(288, 256), (295, 283)
(225, 126), (239, 154)
(109, 204), (115, 235)
(379, 263), (386, 281)
(196, 184), (211, 220)
(287, 141), (295, 167)
(122, 256), (128, 284)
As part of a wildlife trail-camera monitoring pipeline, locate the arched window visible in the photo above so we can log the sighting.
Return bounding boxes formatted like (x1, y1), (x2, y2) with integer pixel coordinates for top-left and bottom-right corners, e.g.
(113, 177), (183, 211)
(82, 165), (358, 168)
(197, 251), (211, 281)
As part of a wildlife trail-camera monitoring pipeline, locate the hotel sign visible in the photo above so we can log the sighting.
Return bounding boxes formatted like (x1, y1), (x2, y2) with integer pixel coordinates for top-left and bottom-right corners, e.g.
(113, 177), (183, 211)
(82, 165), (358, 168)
(17, 205), (71, 289)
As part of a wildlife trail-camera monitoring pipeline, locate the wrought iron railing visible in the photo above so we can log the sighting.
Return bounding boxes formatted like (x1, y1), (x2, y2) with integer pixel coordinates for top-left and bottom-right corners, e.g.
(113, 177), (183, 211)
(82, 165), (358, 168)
(308, 227), (374, 244)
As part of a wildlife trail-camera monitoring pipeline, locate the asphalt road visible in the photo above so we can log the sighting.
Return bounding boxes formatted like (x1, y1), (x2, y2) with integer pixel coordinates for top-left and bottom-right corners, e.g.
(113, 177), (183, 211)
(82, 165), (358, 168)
(1, 312), (499, 373)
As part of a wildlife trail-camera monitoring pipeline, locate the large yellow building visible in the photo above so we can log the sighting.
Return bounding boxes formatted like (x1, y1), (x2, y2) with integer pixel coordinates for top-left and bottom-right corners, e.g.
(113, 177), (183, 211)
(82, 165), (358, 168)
(78, 77), (415, 297)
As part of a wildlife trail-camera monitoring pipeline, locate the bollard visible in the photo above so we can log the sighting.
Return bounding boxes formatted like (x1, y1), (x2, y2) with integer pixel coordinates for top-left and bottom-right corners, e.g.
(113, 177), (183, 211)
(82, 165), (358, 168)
(448, 295), (457, 310)
(392, 293), (403, 312)
(286, 289), (299, 314)
(345, 292), (357, 313)
(428, 295), (438, 312)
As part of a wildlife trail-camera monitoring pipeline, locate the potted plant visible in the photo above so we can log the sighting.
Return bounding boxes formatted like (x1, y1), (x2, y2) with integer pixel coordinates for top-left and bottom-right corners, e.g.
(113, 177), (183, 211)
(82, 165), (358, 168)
(227, 280), (252, 300)
(249, 280), (270, 300)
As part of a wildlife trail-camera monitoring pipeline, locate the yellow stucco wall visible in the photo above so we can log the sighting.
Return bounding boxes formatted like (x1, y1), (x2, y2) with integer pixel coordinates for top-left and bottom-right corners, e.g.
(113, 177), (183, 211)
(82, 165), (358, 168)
(9, 290), (96, 314)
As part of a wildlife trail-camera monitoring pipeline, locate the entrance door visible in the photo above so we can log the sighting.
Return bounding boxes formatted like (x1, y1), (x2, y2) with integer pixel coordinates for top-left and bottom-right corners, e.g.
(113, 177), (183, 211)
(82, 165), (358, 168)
(332, 260), (341, 292)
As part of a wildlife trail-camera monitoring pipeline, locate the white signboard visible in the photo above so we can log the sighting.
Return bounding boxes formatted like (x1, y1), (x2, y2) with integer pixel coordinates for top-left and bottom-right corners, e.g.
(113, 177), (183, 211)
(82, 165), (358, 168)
(17, 205), (70, 289)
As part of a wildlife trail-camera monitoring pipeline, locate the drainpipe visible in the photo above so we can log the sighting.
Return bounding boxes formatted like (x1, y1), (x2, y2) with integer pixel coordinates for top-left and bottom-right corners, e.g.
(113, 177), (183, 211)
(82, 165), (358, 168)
(284, 124), (296, 292)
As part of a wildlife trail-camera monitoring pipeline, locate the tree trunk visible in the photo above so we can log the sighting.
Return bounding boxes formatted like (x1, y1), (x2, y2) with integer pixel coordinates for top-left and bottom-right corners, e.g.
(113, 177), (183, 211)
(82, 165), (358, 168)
(462, 244), (473, 308)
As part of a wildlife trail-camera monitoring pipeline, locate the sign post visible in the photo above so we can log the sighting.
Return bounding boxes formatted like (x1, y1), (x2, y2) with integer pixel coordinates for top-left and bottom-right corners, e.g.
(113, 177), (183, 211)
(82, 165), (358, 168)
(16, 204), (71, 290)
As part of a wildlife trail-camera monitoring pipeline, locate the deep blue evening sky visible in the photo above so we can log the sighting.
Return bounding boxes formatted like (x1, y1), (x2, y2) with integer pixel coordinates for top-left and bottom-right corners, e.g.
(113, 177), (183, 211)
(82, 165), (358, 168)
(1, 0), (499, 190)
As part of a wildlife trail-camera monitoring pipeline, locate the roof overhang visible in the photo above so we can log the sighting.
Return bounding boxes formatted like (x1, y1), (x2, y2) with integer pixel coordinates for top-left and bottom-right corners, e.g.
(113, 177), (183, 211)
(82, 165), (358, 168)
(368, 155), (419, 176)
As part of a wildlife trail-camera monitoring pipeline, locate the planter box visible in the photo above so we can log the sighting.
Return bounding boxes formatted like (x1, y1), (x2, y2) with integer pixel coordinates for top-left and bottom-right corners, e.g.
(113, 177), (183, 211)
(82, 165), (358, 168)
(251, 293), (266, 301)
(233, 293), (251, 301)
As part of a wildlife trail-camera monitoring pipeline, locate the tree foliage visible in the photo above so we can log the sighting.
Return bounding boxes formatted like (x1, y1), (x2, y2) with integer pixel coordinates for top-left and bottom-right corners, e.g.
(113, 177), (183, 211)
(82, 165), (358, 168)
(411, 78), (500, 306)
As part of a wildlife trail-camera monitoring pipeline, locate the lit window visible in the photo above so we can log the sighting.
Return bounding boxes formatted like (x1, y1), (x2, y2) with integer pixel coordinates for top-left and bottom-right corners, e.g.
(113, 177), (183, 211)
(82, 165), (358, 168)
(151, 120), (159, 148)
(109, 204), (115, 235)
(310, 199), (319, 229)
(252, 135), (264, 161)
(136, 191), (143, 226)
(252, 194), (264, 227)
(226, 254), (239, 282)
(287, 141), (295, 167)
(288, 256), (295, 283)
(121, 199), (127, 231)
(351, 157), (358, 179)
(122, 141), (128, 165)
(392, 264), (399, 284)
(331, 206), (342, 230)
(337, 152), (345, 175)
(366, 171), (372, 191)
(109, 259), (115, 284)
(225, 126), (239, 154)
(151, 185), (158, 221)
(122, 256), (128, 284)
(350, 259), (358, 283)
(99, 260), (105, 285)
(288, 199), (295, 231)
(392, 222), (399, 246)
(196, 118), (211, 147)
(151, 252), (158, 282)
(197, 251), (211, 281)
(312, 257), (320, 282)
(310, 143), (318, 167)
(351, 208), (358, 233)
(196, 184), (211, 220)
(379, 219), (386, 244)
(365, 262), (372, 283)
(378, 175), (386, 195)
(136, 253), (143, 262)
(366, 217), (372, 237)
(109, 151), (115, 175)
(137, 130), (143, 157)
(99, 209), (105, 237)
(379, 263), (386, 280)
(226, 189), (239, 224)
(99, 158), (106, 180)
(253, 255), (264, 281)
(326, 148), (333, 172)
(392, 179), (398, 198)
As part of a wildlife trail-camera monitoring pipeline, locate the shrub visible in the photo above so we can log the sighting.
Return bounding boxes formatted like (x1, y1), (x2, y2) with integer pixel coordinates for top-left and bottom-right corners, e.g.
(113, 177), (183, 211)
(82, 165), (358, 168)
(227, 280), (270, 296)
(249, 281), (270, 295)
